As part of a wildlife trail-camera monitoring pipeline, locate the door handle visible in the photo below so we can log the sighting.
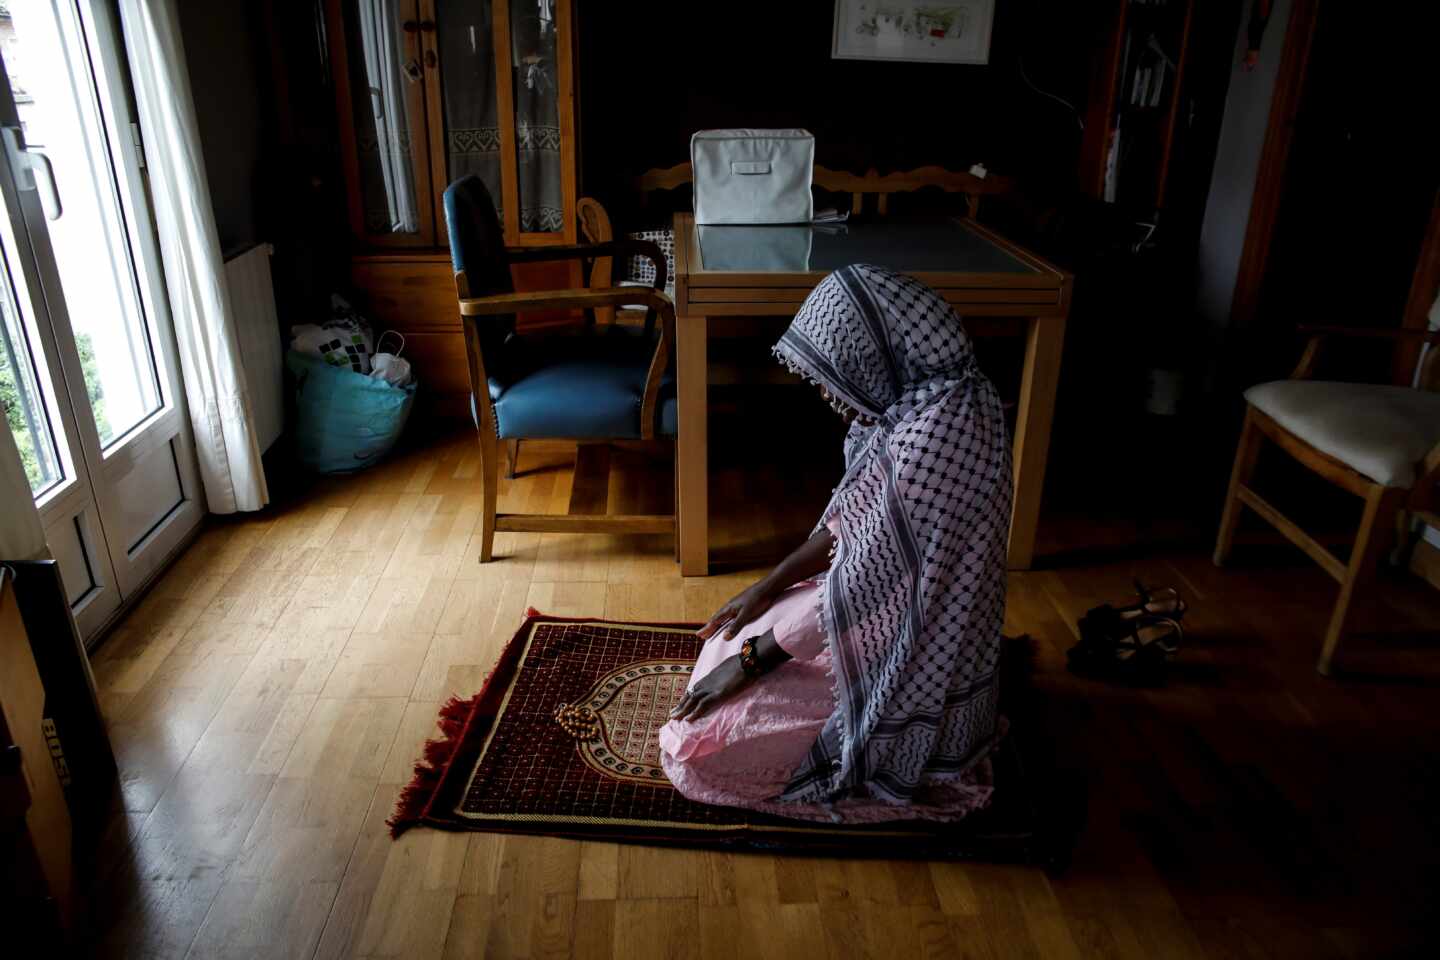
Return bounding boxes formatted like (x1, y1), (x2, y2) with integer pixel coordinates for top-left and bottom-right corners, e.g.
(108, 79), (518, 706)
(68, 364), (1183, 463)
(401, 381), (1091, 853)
(2, 127), (62, 221)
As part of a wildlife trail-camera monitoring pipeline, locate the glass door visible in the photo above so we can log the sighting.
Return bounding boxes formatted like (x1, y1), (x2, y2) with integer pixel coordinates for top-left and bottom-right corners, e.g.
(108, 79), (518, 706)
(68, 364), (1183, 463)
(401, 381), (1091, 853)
(508, 0), (561, 236)
(0, 1), (202, 640)
(329, 0), (437, 245)
(331, 0), (578, 248)
(0, 109), (122, 636)
(426, 0), (503, 234)
(499, 0), (574, 244)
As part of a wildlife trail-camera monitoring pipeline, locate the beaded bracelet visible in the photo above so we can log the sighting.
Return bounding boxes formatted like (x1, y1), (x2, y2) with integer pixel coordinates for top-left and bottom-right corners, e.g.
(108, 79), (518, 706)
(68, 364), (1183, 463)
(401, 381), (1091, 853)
(739, 636), (765, 678)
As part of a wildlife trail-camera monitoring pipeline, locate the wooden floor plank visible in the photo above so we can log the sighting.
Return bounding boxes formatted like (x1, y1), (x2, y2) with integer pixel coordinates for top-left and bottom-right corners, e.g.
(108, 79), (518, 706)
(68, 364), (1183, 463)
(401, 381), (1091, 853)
(183, 877), (338, 960)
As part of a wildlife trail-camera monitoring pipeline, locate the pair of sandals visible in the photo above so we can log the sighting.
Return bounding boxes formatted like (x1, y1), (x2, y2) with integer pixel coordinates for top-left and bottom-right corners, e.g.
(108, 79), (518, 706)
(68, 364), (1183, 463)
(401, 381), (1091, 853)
(1067, 580), (1187, 685)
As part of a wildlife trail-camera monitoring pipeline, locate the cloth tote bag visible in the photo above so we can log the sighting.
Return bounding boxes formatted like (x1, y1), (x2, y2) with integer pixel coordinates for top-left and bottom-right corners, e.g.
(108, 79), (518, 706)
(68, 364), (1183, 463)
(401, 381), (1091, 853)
(691, 129), (815, 224)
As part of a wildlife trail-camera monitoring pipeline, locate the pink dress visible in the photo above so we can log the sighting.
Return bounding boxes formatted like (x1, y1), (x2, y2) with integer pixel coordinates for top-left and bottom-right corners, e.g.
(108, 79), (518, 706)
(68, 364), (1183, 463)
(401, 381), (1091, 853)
(658, 582), (996, 824)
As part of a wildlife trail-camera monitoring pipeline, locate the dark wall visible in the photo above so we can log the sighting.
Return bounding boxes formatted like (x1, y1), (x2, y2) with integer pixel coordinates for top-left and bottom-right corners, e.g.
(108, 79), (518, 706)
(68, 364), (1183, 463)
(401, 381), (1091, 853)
(177, 0), (267, 254)
(577, 0), (1098, 223)
(178, 0), (353, 325)
(1197, 0), (1440, 393)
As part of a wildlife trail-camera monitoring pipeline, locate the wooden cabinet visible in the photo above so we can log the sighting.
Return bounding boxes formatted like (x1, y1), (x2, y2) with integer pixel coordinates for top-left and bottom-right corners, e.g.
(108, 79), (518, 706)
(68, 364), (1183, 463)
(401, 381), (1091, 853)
(1078, 0), (1197, 215)
(325, 0), (578, 248)
(322, 0), (582, 406)
(347, 255), (472, 405)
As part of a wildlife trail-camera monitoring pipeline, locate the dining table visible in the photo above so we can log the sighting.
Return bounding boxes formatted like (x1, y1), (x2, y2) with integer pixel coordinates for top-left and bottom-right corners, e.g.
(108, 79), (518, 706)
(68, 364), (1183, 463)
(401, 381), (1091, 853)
(671, 212), (1072, 576)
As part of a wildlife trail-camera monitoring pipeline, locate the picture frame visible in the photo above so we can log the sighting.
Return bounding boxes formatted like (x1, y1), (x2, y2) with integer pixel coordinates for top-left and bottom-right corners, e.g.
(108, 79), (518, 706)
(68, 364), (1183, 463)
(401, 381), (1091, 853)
(831, 0), (995, 65)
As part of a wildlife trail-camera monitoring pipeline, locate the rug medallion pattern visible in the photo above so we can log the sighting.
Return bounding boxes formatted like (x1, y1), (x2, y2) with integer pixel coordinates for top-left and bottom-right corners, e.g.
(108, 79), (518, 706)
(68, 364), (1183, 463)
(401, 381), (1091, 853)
(563, 659), (694, 785)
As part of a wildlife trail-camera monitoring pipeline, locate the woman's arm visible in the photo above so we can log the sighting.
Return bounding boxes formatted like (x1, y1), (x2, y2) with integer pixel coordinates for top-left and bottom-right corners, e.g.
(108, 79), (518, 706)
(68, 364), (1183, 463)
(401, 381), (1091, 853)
(764, 526), (836, 594)
(696, 526), (836, 640)
(670, 628), (793, 721)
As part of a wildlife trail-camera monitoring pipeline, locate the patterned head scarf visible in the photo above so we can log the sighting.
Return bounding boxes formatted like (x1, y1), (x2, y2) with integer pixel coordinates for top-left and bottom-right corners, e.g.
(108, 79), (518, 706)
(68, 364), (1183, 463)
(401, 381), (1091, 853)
(772, 264), (1012, 811)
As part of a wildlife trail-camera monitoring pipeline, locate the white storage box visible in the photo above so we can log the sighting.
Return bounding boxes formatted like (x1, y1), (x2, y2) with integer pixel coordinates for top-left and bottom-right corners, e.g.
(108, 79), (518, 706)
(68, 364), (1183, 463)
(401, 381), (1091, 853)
(691, 129), (815, 225)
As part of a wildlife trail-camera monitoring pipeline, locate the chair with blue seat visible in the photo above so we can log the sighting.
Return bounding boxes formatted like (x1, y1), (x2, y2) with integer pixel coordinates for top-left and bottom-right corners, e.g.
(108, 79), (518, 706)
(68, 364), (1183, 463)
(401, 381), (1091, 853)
(444, 175), (677, 562)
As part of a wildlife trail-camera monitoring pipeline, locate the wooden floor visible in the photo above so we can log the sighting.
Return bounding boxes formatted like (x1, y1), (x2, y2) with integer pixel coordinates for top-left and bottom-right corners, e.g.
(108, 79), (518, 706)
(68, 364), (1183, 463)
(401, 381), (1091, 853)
(79, 427), (1440, 958)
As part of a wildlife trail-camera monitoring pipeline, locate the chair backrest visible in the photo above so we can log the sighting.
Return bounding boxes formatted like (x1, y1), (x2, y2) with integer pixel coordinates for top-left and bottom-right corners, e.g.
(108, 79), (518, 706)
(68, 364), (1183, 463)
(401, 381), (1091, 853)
(576, 197), (616, 325)
(443, 175), (518, 381)
(632, 162), (1013, 218)
(444, 176), (514, 300)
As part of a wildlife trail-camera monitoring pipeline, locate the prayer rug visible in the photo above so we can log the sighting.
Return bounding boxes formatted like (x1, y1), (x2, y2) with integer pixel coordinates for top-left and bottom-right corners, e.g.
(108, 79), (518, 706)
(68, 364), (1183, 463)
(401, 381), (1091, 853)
(388, 611), (1059, 862)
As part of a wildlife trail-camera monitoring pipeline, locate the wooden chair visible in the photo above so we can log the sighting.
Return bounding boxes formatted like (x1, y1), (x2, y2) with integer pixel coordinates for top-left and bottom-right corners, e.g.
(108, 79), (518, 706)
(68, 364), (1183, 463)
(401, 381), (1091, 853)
(444, 176), (678, 561)
(576, 196), (621, 324)
(500, 198), (627, 479)
(633, 161), (1015, 218)
(1213, 325), (1440, 673)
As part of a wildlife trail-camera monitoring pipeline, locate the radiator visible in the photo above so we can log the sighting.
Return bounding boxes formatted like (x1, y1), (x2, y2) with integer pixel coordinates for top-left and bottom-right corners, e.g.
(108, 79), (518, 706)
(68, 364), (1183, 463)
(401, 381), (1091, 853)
(223, 243), (283, 453)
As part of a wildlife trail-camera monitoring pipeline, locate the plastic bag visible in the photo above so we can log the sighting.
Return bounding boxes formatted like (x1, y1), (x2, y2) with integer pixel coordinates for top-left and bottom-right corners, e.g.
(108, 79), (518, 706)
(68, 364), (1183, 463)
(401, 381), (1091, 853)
(369, 331), (413, 388)
(370, 353), (412, 387)
(286, 350), (416, 473)
(289, 295), (375, 374)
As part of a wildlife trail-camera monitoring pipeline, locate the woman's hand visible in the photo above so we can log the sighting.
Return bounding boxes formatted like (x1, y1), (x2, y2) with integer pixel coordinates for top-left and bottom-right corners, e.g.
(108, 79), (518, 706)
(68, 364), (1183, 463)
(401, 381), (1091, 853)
(670, 655), (749, 722)
(698, 579), (779, 641)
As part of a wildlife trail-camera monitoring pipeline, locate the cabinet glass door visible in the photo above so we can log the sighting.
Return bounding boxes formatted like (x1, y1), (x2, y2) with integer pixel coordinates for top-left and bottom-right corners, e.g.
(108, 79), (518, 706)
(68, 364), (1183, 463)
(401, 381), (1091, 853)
(337, 0), (434, 244)
(431, 0), (503, 228)
(508, 0), (566, 238)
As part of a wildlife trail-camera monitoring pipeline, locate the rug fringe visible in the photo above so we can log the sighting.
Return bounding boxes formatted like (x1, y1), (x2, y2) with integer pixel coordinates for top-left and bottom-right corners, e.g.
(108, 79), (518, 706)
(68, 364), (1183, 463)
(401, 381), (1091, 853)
(387, 610), (554, 838)
(387, 692), (482, 838)
(387, 609), (706, 840)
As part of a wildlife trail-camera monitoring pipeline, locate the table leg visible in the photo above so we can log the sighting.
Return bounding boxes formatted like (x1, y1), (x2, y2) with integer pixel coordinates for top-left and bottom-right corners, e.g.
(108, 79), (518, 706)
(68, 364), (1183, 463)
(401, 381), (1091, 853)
(677, 313), (709, 575)
(1008, 313), (1066, 570)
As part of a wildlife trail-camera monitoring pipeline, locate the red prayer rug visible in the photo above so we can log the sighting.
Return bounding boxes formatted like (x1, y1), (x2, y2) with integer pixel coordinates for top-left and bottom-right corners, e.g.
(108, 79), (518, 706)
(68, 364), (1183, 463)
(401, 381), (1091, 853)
(388, 611), (1051, 861)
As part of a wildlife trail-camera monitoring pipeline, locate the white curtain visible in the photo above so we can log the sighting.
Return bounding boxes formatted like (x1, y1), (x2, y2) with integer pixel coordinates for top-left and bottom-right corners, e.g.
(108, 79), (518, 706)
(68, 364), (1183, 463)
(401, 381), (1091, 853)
(118, 0), (268, 513)
(357, 0), (419, 232)
(0, 419), (46, 560)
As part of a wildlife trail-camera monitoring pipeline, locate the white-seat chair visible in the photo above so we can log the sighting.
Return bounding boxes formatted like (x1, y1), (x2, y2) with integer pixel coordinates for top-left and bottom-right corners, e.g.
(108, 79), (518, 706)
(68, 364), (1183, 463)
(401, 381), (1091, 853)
(1214, 325), (1440, 674)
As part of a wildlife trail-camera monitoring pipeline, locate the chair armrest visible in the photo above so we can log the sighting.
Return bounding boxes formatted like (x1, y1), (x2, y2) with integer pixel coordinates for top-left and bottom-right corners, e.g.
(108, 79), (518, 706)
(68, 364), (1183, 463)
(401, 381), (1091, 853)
(459, 285), (677, 441)
(1291, 325), (1440, 380)
(505, 239), (668, 292)
(459, 287), (674, 317)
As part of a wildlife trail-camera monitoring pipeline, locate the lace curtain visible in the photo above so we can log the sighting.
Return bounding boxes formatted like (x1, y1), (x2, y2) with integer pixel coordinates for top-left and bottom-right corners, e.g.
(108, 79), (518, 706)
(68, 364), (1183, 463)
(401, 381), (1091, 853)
(438, 0), (504, 225)
(440, 0), (561, 233)
(510, 0), (562, 233)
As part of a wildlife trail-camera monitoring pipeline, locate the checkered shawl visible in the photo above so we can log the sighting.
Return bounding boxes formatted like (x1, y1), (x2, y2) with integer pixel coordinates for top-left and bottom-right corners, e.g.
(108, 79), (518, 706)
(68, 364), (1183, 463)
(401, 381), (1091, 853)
(772, 265), (1011, 808)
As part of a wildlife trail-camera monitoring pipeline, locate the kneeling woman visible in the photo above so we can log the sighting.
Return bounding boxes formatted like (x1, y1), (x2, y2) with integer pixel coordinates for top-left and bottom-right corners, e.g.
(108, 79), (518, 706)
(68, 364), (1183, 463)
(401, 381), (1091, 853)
(659, 264), (1012, 823)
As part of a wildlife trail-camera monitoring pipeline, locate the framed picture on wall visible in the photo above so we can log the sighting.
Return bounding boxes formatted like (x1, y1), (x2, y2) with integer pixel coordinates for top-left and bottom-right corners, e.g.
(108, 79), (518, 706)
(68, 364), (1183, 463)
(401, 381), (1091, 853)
(831, 1), (995, 64)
